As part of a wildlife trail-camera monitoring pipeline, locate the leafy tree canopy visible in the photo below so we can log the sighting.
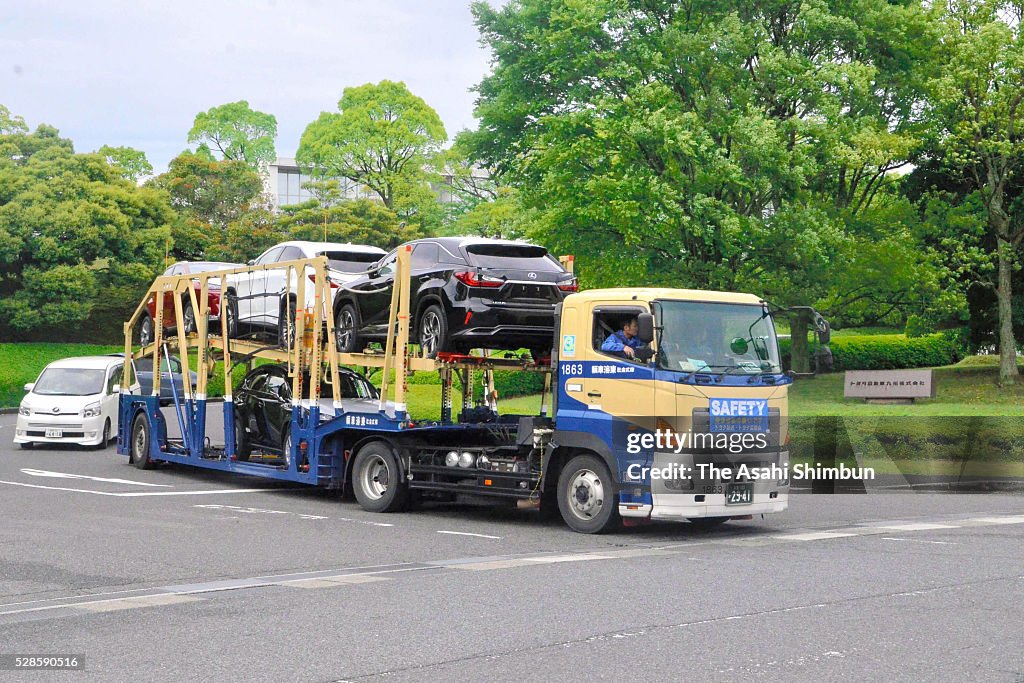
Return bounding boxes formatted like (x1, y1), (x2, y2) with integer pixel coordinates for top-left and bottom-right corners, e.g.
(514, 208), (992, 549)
(148, 152), (264, 260)
(98, 144), (153, 183)
(188, 100), (278, 168)
(0, 117), (171, 337)
(296, 80), (447, 217)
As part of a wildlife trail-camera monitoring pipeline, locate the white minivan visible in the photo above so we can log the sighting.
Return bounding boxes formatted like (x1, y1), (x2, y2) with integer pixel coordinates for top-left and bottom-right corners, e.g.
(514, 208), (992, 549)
(14, 356), (125, 449)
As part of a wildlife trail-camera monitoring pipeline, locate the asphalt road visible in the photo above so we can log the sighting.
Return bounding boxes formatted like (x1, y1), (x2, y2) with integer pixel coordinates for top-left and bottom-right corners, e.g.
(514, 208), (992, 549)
(1, 412), (1023, 682)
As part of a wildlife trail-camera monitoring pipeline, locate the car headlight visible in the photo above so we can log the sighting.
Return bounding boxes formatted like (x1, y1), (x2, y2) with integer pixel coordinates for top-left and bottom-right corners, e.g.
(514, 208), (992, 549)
(82, 402), (101, 418)
(18, 404), (30, 417)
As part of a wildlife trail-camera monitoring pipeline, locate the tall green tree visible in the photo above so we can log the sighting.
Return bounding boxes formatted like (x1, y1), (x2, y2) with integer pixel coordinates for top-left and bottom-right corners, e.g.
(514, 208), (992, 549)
(188, 100), (278, 168)
(0, 118), (171, 338)
(296, 80), (447, 218)
(925, 0), (1024, 383)
(467, 0), (937, 338)
(148, 152), (264, 260)
(98, 144), (153, 183)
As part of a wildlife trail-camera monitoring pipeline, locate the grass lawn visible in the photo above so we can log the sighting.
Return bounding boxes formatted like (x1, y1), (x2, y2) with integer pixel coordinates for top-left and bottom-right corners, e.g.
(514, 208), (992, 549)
(789, 357), (1024, 416)
(0, 343), (121, 408)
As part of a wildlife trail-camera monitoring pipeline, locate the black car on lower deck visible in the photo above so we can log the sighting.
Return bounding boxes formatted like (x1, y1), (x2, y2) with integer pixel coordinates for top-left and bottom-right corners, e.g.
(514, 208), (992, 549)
(332, 237), (577, 358)
(233, 364), (380, 463)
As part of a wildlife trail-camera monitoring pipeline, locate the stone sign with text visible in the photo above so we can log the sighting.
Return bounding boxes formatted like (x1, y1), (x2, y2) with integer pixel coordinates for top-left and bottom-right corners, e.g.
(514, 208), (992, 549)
(843, 369), (934, 401)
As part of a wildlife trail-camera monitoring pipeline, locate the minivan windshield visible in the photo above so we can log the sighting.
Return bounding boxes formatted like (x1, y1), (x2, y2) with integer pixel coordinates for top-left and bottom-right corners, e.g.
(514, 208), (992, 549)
(464, 244), (564, 272)
(33, 368), (106, 396)
(655, 301), (782, 374)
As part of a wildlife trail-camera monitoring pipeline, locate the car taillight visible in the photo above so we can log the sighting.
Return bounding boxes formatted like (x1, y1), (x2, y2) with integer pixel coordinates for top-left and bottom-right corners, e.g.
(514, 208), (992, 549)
(454, 271), (503, 288)
(558, 279), (578, 292)
(309, 274), (339, 289)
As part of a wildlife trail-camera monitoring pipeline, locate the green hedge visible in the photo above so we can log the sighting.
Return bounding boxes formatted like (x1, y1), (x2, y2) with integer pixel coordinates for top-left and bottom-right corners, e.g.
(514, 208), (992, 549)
(780, 333), (963, 371)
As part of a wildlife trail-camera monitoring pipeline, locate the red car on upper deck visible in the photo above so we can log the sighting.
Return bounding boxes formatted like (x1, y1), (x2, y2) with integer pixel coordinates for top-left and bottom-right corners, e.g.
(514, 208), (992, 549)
(137, 261), (241, 346)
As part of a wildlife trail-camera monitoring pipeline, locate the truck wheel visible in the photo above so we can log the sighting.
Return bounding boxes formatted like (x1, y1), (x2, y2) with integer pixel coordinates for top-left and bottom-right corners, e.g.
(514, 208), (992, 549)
(557, 454), (620, 534)
(335, 303), (362, 353)
(234, 414), (250, 461)
(352, 443), (407, 513)
(418, 305), (448, 359)
(131, 413), (155, 469)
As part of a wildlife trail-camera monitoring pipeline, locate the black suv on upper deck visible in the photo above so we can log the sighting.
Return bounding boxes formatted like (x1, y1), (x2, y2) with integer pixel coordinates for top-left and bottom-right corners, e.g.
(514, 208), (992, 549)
(332, 237), (577, 358)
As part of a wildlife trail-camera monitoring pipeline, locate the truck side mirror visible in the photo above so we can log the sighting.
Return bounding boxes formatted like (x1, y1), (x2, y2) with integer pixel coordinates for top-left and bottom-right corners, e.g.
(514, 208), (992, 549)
(637, 313), (654, 344)
(23, 383), (34, 393)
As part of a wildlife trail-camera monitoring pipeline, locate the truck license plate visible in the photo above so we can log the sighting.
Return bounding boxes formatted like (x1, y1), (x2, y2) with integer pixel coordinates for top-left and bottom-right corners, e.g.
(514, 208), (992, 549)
(45, 429), (62, 438)
(725, 483), (753, 505)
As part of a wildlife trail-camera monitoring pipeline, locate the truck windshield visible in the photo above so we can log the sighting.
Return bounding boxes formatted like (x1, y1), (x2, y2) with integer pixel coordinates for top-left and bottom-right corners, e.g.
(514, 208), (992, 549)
(655, 300), (782, 374)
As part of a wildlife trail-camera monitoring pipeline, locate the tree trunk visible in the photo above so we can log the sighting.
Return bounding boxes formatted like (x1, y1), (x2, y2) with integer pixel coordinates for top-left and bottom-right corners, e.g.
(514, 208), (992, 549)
(790, 310), (811, 374)
(996, 235), (1019, 383)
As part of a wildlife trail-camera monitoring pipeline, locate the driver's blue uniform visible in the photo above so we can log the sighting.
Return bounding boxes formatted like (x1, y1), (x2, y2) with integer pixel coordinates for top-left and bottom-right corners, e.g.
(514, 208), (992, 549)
(601, 331), (644, 354)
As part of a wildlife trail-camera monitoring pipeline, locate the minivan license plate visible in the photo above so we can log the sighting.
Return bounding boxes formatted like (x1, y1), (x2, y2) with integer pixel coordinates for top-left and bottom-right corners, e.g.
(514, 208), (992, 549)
(45, 429), (62, 438)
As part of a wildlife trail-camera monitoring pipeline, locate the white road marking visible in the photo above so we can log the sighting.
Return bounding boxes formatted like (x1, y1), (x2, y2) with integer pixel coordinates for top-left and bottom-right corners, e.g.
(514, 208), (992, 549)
(437, 530), (502, 540)
(74, 594), (201, 613)
(968, 515), (1024, 525)
(194, 504), (327, 520)
(870, 523), (958, 532)
(524, 553), (613, 563)
(0, 479), (279, 497)
(774, 531), (858, 542)
(280, 575), (389, 589)
(20, 468), (171, 487)
(882, 537), (955, 545)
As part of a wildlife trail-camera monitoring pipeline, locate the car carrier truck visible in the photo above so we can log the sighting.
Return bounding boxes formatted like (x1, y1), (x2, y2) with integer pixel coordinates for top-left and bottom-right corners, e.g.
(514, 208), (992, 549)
(118, 246), (806, 533)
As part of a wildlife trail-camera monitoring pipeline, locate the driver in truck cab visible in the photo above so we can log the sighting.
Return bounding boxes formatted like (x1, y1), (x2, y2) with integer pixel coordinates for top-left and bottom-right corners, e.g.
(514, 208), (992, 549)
(600, 317), (651, 361)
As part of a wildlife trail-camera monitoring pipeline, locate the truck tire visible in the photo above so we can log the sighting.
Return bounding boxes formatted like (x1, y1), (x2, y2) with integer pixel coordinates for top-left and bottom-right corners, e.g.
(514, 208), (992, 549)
(131, 413), (155, 469)
(557, 454), (621, 534)
(352, 442), (407, 513)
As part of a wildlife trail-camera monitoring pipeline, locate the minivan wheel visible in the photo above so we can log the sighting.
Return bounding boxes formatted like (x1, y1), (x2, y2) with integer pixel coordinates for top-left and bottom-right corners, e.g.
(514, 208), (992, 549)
(335, 303), (362, 353)
(418, 305), (448, 359)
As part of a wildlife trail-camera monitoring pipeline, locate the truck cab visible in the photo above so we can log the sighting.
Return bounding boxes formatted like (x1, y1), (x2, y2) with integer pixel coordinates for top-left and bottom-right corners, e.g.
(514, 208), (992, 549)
(552, 289), (790, 531)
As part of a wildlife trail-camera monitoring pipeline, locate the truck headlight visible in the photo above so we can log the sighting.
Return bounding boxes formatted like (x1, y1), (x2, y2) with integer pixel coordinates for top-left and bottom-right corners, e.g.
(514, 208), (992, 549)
(18, 404), (30, 417)
(445, 451), (460, 467)
(82, 402), (101, 418)
(458, 452), (475, 468)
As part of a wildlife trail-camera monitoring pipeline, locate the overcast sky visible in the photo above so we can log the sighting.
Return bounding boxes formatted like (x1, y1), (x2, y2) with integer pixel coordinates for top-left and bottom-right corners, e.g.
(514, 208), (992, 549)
(0, 0), (497, 173)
